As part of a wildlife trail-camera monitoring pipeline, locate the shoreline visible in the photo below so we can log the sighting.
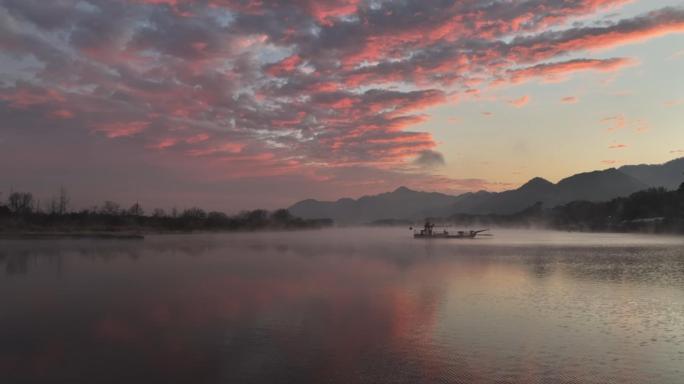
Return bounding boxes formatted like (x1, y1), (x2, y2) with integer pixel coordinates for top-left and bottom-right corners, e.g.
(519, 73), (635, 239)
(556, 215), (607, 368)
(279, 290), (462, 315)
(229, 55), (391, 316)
(0, 226), (334, 239)
(0, 232), (145, 240)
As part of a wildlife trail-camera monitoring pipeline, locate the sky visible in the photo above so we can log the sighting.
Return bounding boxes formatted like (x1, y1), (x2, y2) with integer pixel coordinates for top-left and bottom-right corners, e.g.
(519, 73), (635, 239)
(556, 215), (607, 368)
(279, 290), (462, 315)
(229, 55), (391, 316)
(0, 0), (683, 212)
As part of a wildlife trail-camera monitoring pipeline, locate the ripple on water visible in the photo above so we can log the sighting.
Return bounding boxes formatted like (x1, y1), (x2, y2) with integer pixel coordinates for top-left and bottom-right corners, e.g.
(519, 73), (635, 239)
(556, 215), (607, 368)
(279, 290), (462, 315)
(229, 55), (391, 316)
(1, 229), (684, 383)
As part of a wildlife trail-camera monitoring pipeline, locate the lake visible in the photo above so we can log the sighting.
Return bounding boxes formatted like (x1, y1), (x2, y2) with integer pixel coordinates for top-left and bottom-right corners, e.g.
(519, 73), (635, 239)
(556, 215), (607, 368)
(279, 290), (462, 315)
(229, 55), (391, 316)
(1, 228), (684, 383)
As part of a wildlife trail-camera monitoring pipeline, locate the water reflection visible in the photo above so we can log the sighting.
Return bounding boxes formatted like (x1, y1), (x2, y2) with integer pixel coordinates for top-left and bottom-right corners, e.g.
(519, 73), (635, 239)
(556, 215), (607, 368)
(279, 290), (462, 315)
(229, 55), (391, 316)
(0, 229), (683, 383)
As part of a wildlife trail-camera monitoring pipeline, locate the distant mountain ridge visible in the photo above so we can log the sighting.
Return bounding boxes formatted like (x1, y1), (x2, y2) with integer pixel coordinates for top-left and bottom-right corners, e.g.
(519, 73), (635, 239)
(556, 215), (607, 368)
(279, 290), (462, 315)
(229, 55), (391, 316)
(619, 157), (684, 190)
(442, 168), (648, 216)
(288, 158), (684, 224)
(289, 187), (456, 225)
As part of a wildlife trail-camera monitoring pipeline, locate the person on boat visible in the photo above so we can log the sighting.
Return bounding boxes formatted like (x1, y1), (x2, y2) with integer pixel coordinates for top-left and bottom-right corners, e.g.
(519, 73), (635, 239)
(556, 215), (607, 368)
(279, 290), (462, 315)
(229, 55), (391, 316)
(423, 220), (434, 236)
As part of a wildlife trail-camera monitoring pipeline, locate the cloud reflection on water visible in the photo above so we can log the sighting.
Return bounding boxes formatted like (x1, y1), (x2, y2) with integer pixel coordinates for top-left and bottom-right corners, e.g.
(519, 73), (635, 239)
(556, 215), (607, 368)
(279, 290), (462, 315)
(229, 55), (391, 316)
(0, 228), (683, 383)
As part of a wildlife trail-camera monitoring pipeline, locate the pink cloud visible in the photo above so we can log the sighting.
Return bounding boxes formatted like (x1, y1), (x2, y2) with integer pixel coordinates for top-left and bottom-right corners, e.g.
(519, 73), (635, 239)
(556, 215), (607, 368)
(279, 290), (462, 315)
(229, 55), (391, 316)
(601, 115), (627, 132)
(186, 142), (245, 157)
(265, 54), (302, 77)
(561, 96), (579, 104)
(664, 99), (684, 107)
(508, 95), (530, 108)
(2, 0), (684, 208)
(508, 58), (636, 84)
(307, 0), (360, 25)
(601, 115), (650, 134)
(93, 122), (150, 138)
(185, 133), (210, 144)
(509, 8), (684, 62)
(147, 133), (212, 150)
(0, 87), (65, 109)
(52, 109), (74, 119)
(608, 143), (628, 149)
(633, 119), (650, 134)
(601, 160), (618, 165)
(147, 138), (179, 150)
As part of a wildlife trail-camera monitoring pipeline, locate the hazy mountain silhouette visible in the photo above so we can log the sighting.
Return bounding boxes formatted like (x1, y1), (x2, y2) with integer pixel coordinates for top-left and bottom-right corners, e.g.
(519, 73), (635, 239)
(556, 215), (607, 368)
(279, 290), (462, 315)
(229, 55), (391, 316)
(289, 187), (456, 224)
(289, 158), (683, 224)
(619, 157), (684, 190)
(442, 177), (556, 215)
(444, 168), (648, 215)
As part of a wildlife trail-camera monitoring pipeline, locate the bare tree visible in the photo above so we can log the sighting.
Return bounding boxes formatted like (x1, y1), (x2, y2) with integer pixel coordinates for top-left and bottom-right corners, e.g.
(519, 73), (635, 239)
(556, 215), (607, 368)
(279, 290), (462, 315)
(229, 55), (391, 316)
(8, 192), (34, 214)
(0, 192), (9, 216)
(152, 208), (167, 218)
(58, 187), (70, 215)
(182, 207), (207, 219)
(128, 202), (144, 217)
(48, 195), (59, 215)
(100, 201), (121, 215)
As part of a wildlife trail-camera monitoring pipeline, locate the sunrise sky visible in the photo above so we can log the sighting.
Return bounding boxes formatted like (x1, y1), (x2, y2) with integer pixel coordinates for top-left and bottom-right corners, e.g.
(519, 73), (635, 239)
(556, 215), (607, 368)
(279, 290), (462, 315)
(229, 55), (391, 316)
(1, 0), (683, 211)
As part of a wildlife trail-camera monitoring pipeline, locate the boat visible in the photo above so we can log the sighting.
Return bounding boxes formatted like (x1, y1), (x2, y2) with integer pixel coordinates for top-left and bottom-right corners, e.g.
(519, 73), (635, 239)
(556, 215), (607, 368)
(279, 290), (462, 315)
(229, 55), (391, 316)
(410, 221), (488, 239)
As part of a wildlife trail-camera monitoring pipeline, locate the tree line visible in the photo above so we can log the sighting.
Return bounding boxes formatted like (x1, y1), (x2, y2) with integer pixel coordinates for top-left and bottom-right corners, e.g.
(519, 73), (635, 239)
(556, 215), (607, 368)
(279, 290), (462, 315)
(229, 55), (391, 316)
(433, 182), (684, 234)
(549, 183), (684, 233)
(0, 189), (332, 233)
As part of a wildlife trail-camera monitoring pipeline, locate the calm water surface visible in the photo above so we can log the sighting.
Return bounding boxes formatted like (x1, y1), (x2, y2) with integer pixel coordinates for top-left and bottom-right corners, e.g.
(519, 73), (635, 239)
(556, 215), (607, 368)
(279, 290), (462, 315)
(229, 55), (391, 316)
(1, 228), (684, 383)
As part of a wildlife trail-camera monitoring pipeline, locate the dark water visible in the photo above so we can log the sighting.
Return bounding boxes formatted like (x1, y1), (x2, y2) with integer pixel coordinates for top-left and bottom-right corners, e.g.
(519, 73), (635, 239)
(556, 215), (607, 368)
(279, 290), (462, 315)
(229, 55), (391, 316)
(1, 228), (684, 384)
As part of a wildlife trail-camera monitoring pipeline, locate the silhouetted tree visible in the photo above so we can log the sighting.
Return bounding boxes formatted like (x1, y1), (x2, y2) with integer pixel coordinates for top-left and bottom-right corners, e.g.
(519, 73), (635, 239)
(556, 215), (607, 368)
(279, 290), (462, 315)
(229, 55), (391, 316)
(0, 188), (332, 232)
(243, 209), (268, 228)
(0, 193), (10, 217)
(152, 208), (166, 218)
(180, 207), (207, 229)
(271, 209), (293, 223)
(47, 187), (69, 215)
(48, 195), (59, 215)
(128, 202), (144, 217)
(100, 201), (121, 215)
(207, 211), (229, 227)
(58, 187), (69, 215)
(182, 207), (207, 220)
(7, 192), (34, 214)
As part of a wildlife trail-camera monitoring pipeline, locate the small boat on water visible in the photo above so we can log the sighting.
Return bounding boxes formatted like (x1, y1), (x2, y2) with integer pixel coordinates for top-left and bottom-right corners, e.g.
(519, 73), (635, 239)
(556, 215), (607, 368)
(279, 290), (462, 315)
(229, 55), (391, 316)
(411, 221), (489, 239)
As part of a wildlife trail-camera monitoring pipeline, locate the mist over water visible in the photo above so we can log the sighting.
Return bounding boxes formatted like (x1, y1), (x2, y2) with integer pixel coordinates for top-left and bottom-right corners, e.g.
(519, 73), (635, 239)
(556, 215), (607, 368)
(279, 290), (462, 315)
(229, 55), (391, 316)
(1, 228), (684, 383)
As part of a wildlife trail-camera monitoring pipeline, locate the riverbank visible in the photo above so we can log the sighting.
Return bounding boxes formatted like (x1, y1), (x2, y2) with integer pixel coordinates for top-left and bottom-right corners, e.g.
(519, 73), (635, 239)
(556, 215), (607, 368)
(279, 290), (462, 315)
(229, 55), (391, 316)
(0, 207), (334, 238)
(0, 232), (145, 240)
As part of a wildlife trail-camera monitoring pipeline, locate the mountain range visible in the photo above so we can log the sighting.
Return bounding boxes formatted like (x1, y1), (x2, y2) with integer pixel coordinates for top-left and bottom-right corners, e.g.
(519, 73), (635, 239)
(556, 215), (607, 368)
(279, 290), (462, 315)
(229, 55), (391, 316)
(288, 157), (684, 224)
